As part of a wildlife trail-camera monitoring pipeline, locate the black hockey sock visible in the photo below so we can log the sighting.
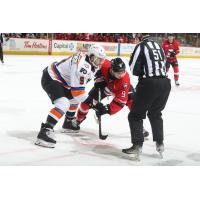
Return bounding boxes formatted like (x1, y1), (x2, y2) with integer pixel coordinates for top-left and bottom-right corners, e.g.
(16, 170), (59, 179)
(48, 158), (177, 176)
(45, 107), (65, 128)
(65, 111), (76, 120)
(46, 115), (57, 129)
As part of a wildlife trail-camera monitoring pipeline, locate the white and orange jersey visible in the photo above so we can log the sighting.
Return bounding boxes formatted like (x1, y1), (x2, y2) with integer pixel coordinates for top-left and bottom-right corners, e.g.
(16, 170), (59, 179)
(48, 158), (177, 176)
(47, 52), (97, 101)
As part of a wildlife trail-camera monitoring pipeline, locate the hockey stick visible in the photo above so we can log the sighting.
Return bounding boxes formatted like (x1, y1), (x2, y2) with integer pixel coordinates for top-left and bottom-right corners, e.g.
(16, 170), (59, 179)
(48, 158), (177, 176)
(97, 88), (108, 140)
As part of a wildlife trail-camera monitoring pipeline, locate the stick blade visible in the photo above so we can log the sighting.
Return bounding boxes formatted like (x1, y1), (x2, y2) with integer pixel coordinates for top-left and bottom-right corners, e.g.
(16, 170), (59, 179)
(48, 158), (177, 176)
(99, 134), (108, 140)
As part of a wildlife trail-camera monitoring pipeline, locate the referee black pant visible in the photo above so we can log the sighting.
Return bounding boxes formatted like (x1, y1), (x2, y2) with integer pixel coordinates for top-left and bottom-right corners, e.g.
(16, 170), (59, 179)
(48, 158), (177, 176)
(128, 77), (171, 146)
(0, 43), (3, 62)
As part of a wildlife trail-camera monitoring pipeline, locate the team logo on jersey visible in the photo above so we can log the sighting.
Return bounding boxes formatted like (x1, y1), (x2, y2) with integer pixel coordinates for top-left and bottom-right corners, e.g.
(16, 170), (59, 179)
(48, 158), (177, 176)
(80, 67), (88, 74)
(84, 63), (89, 69)
(123, 83), (128, 88)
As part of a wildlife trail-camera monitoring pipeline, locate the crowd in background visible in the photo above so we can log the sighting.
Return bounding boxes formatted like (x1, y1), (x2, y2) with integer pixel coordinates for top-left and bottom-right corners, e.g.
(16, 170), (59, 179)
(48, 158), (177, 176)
(5, 33), (138, 44)
(53, 33), (139, 44)
(5, 33), (48, 39)
(3, 33), (200, 47)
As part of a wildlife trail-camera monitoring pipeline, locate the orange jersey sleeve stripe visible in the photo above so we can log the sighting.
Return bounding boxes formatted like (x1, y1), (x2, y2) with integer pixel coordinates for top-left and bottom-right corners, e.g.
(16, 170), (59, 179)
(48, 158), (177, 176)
(71, 90), (85, 97)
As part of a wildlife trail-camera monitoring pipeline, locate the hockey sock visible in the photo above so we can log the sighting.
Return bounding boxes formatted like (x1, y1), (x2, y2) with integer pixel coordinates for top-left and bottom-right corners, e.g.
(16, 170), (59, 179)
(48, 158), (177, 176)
(65, 103), (78, 120)
(65, 111), (76, 120)
(173, 66), (179, 81)
(46, 107), (65, 128)
(76, 102), (90, 122)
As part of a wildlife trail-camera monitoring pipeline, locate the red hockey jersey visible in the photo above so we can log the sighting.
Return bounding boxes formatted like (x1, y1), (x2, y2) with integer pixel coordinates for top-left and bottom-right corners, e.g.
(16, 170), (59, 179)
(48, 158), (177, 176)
(98, 59), (131, 115)
(162, 39), (180, 62)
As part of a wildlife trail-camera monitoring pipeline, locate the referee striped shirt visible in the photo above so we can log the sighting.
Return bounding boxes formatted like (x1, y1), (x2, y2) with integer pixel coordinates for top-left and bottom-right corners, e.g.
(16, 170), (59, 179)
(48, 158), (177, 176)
(129, 36), (167, 78)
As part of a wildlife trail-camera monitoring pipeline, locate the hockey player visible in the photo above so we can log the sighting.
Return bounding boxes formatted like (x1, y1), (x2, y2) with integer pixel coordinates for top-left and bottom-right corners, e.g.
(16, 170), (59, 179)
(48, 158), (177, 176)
(35, 44), (106, 148)
(162, 33), (180, 86)
(62, 57), (149, 138)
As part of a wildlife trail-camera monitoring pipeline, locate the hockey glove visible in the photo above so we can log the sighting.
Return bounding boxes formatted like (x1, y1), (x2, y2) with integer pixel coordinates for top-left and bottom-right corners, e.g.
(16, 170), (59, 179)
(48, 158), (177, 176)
(95, 103), (110, 116)
(169, 49), (176, 57)
(94, 79), (107, 89)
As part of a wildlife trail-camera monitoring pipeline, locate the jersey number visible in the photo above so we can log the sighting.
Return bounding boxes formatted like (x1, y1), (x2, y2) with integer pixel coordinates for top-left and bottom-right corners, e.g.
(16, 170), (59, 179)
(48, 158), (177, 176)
(80, 77), (84, 85)
(121, 91), (126, 98)
(153, 49), (163, 61)
(80, 68), (87, 74)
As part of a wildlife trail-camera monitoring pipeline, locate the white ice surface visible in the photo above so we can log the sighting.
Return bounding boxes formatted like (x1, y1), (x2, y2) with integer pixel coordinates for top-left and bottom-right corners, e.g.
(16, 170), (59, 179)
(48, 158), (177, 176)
(0, 55), (200, 166)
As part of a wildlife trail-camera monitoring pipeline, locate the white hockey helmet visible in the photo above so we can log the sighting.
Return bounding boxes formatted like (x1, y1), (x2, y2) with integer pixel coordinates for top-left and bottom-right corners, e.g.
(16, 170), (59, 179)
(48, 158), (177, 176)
(87, 44), (106, 68)
(87, 44), (106, 59)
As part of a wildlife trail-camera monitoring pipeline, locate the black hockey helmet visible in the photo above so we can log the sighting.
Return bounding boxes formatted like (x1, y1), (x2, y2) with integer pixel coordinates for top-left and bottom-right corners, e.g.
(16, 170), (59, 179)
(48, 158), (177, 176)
(110, 57), (126, 73)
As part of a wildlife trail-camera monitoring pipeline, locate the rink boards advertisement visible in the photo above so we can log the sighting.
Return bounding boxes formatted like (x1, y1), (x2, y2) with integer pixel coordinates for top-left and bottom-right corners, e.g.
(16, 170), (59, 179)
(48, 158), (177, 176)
(3, 38), (49, 55)
(52, 40), (118, 56)
(3, 38), (200, 58)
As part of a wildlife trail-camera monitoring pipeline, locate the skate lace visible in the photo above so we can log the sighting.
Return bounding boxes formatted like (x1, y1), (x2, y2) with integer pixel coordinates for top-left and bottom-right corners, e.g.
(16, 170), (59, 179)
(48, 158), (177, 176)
(71, 119), (79, 128)
(46, 128), (55, 140)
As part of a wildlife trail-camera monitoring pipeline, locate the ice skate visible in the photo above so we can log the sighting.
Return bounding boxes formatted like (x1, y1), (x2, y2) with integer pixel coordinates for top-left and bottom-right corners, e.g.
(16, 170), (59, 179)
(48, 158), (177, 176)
(35, 123), (56, 148)
(62, 117), (80, 133)
(175, 80), (180, 86)
(122, 144), (142, 161)
(156, 142), (164, 158)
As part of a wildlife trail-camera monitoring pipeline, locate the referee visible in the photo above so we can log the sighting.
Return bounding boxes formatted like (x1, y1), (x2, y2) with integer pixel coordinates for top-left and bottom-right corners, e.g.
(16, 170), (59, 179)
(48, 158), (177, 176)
(0, 33), (4, 64)
(122, 33), (171, 157)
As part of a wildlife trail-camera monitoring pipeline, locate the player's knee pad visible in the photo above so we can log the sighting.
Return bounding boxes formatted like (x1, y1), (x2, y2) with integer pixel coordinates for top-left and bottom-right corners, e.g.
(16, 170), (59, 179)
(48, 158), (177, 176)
(54, 97), (70, 114)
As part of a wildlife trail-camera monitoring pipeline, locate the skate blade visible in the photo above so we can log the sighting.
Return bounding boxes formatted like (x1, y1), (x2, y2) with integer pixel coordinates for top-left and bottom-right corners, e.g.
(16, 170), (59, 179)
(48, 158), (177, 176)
(159, 152), (163, 159)
(130, 153), (141, 161)
(61, 129), (79, 133)
(123, 153), (141, 161)
(156, 150), (164, 159)
(35, 139), (55, 148)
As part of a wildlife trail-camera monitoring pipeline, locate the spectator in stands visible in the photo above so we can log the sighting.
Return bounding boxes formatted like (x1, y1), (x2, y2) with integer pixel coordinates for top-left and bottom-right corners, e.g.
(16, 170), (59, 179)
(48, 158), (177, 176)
(82, 33), (89, 41)
(109, 34), (115, 42)
(127, 33), (134, 43)
(102, 34), (109, 42)
(40, 33), (48, 39)
(26, 33), (36, 38)
(88, 33), (94, 41)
